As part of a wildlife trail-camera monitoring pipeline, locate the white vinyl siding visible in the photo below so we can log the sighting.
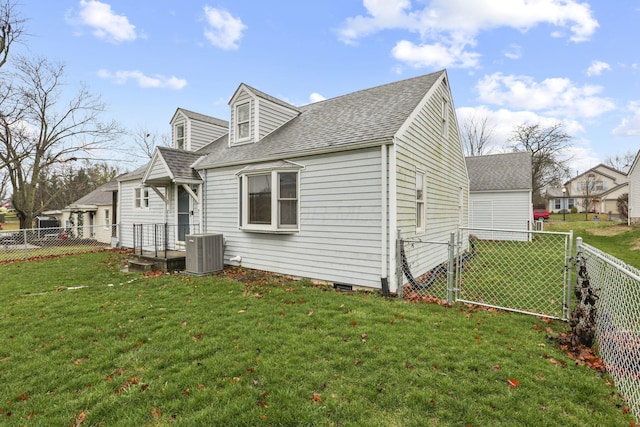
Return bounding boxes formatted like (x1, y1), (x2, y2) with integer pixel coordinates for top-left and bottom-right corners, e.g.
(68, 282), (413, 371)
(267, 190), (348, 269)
(171, 110), (228, 152)
(118, 179), (169, 248)
(395, 78), (469, 280)
(469, 191), (531, 241)
(200, 148), (385, 288)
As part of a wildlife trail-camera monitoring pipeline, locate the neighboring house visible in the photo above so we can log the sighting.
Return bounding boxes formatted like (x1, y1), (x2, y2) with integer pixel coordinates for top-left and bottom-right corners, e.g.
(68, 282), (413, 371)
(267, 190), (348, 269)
(117, 70), (470, 292)
(465, 152), (533, 237)
(629, 150), (640, 225)
(546, 164), (628, 217)
(47, 180), (118, 244)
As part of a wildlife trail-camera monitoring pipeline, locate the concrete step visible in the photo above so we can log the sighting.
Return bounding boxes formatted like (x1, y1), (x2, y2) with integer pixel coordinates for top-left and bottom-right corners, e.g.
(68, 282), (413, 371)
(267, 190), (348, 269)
(128, 259), (158, 272)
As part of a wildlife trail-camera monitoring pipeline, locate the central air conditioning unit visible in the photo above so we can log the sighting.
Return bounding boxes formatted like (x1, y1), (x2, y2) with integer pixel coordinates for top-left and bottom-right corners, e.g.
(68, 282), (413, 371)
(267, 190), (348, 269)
(185, 233), (224, 275)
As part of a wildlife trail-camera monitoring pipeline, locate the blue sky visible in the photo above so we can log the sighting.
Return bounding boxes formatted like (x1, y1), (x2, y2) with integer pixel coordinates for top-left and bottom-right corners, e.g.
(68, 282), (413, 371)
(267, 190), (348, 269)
(15, 0), (640, 172)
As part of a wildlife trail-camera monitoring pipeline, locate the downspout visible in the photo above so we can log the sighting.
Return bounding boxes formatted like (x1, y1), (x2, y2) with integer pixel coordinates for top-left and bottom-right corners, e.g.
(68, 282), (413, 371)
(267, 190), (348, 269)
(380, 144), (389, 296)
(388, 140), (398, 294)
(201, 170), (206, 233)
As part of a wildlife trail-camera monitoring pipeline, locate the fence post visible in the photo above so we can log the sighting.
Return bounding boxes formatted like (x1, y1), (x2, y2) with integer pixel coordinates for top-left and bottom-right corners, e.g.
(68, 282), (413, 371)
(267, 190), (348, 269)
(564, 230), (574, 320)
(447, 231), (455, 305)
(22, 229), (28, 260)
(396, 234), (403, 298)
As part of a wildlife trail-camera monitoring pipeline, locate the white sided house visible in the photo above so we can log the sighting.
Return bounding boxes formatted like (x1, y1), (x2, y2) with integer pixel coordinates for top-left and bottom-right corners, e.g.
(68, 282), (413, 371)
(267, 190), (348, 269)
(465, 152), (533, 239)
(117, 71), (469, 293)
(629, 150), (640, 226)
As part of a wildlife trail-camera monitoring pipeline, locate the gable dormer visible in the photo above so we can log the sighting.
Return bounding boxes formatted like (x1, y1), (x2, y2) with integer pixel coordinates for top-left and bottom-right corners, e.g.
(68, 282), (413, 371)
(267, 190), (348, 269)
(229, 84), (300, 146)
(170, 108), (229, 152)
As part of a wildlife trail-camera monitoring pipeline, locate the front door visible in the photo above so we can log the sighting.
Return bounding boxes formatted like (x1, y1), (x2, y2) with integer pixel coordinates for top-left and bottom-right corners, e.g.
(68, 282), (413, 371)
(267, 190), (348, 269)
(177, 186), (190, 242)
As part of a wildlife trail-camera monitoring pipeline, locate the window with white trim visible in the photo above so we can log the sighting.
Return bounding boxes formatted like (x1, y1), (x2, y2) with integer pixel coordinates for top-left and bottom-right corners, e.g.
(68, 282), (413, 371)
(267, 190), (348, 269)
(239, 170), (299, 232)
(441, 97), (449, 138)
(416, 171), (425, 230)
(134, 187), (149, 209)
(236, 102), (251, 142)
(175, 123), (185, 150)
(104, 208), (111, 229)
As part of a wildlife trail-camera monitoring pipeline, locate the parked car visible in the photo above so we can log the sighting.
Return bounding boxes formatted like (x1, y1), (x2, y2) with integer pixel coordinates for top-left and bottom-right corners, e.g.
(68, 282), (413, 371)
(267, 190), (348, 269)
(533, 208), (550, 221)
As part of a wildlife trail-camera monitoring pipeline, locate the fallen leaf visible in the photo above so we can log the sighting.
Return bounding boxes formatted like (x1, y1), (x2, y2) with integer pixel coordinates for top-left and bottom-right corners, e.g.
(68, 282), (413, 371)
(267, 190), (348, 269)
(623, 406), (630, 414)
(231, 377), (240, 384)
(25, 410), (35, 420)
(349, 321), (357, 327)
(238, 310), (247, 313)
(507, 378), (520, 388)
(184, 387), (190, 397)
(360, 333), (368, 343)
(74, 357), (88, 365)
(75, 411), (86, 426)
(492, 365), (501, 371)
(311, 392), (323, 403)
(307, 310), (314, 316)
(354, 359), (362, 366)
(17, 393), (28, 401)
(192, 333), (203, 343)
(151, 408), (161, 419)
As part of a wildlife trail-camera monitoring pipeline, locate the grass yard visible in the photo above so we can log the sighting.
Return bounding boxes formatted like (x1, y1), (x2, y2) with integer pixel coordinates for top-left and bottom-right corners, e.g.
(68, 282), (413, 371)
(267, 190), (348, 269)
(546, 219), (640, 269)
(0, 251), (634, 426)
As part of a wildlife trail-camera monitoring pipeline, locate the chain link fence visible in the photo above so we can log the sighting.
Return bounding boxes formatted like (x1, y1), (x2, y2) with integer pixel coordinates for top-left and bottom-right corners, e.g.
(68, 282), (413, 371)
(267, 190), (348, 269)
(0, 225), (118, 262)
(400, 228), (573, 319)
(456, 227), (573, 319)
(576, 237), (640, 419)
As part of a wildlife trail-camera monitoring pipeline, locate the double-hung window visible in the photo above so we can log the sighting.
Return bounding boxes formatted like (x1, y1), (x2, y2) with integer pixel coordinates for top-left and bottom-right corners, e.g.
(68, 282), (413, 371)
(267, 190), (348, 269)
(416, 171), (425, 231)
(236, 102), (250, 142)
(239, 167), (300, 232)
(134, 187), (149, 209)
(175, 123), (185, 150)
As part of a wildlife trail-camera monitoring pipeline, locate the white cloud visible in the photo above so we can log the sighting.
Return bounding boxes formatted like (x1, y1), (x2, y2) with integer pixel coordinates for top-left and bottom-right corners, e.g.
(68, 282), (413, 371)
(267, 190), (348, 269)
(309, 92), (326, 103)
(475, 73), (615, 118)
(586, 60), (611, 76)
(98, 69), (187, 90)
(338, 0), (598, 69)
(203, 6), (246, 50)
(503, 44), (522, 60)
(68, 0), (137, 43)
(391, 39), (481, 69)
(612, 101), (640, 136)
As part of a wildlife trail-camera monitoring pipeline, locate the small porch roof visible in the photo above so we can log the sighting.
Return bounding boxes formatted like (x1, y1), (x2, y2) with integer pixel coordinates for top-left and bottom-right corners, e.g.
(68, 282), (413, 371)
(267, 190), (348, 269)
(142, 146), (204, 186)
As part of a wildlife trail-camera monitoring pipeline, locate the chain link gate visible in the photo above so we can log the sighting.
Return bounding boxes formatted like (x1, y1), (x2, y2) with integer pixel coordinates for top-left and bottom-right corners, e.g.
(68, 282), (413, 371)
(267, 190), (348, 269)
(400, 227), (573, 320)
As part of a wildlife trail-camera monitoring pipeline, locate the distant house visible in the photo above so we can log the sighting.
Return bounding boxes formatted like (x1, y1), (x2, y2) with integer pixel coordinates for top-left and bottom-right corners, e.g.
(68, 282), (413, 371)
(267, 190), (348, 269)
(629, 150), (640, 225)
(48, 180), (118, 244)
(547, 164), (628, 218)
(116, 70), (470, 292)
(465, 152), (533, 238)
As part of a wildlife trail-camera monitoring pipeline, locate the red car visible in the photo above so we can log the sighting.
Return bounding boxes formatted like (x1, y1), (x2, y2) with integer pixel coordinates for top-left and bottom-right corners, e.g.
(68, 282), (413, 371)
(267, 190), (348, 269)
(533, 208), (550, 221)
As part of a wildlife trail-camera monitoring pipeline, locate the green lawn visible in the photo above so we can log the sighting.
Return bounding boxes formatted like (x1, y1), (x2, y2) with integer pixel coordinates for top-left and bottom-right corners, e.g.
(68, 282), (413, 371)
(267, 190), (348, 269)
(546, 218), (640, 269)
(0, 251), (633, 426)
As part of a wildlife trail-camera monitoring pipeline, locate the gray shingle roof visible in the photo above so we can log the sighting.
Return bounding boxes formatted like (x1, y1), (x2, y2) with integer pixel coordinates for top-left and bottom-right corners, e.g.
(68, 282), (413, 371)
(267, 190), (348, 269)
(68, 181), (115, 207)
(465, 152), (532, 191)
(175, 108), (229, 128)
(155, 146), (203, 182)
(195, 71), (445, 169)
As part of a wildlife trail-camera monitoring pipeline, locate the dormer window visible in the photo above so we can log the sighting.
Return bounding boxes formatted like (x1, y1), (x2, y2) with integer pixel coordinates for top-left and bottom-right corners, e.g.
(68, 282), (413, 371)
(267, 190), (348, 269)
(236, 102), (250, 142)
(176, 123), (185, 150)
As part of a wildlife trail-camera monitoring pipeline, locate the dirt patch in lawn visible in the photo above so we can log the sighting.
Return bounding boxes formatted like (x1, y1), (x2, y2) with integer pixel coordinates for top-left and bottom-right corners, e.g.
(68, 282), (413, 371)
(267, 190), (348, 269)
(587, 225), (634, 236)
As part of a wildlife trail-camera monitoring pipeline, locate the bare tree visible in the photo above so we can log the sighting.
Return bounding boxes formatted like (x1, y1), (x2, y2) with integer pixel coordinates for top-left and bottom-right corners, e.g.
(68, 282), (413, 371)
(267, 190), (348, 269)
(129, 126), (170, 159)
(0, 0), (25, 68)
(509, 122), (573, 206)
(604, 150), (636, 173)
(460, 112), (495, 156)
(0, 56), (123, 228)
(577, 172), (599, 220)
